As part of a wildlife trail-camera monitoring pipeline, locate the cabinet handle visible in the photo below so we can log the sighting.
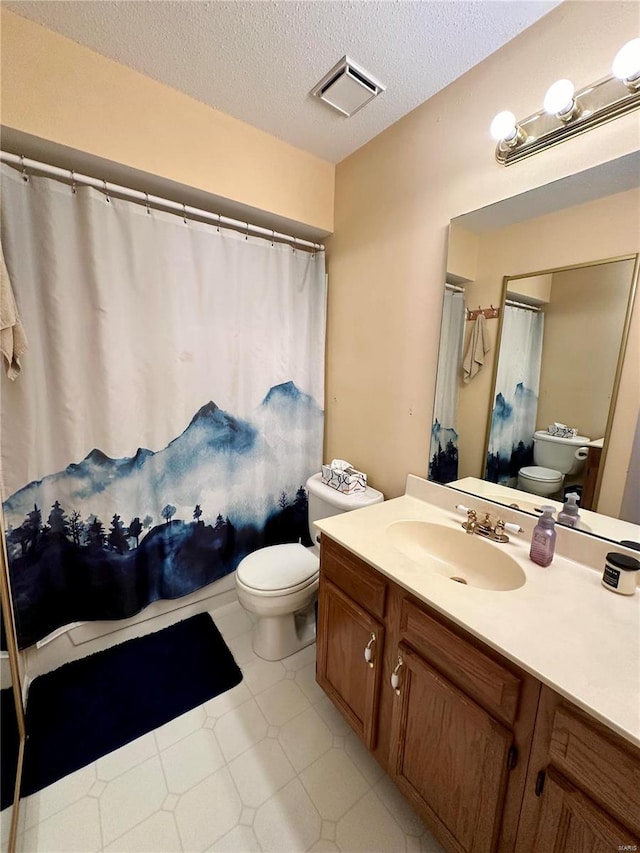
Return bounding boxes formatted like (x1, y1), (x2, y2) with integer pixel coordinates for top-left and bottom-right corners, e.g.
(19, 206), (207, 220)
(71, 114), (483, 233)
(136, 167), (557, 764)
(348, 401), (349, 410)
(364, 632), (376, 668)
(391, 654), (404, 695)
(534, 770), (546, 797)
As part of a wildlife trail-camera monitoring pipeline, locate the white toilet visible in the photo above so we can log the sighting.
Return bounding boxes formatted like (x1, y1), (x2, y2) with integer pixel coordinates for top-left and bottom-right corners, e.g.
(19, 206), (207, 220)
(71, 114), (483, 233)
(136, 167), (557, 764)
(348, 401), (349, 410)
(235, 473), (384, 660)
(517, 430), (590, 498)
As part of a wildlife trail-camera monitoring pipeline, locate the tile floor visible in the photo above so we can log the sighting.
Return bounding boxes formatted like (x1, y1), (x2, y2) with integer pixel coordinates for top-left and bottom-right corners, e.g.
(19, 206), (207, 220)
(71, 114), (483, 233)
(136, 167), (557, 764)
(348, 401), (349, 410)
(1, 601), (444, 853)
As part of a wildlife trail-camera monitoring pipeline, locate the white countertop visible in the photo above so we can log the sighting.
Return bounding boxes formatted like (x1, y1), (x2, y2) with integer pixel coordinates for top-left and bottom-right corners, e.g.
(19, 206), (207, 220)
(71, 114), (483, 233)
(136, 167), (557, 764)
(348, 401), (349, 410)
(315, 476), (640, 747)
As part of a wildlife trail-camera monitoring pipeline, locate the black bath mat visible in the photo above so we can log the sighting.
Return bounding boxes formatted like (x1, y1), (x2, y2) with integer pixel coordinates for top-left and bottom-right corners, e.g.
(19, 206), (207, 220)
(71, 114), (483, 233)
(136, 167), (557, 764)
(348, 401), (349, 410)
(21, 612), (242, 797)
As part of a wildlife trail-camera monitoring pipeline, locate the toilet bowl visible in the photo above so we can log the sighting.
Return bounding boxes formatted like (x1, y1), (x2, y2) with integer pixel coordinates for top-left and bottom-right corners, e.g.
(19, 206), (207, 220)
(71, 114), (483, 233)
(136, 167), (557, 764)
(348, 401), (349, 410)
(235, 472), (384, 660)
(517, 465), (564, 498)
(236, 543), (319, 661)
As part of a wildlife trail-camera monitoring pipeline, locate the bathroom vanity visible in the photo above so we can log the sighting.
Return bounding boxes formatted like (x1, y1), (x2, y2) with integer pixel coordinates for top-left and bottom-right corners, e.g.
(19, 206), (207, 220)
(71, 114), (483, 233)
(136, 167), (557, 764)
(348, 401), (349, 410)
(314, 477), (640, 853)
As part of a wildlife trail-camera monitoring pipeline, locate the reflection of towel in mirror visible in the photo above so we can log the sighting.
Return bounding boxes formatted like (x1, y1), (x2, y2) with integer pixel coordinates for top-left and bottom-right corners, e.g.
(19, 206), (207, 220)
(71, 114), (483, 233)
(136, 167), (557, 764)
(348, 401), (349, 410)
(0, 241), (28, 380)
(462, 314), (490, 384)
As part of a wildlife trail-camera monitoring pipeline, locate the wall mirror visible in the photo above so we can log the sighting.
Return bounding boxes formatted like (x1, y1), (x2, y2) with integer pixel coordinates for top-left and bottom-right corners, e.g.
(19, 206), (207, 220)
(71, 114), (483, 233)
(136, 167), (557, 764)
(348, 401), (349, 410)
(429, 152), (640, 544)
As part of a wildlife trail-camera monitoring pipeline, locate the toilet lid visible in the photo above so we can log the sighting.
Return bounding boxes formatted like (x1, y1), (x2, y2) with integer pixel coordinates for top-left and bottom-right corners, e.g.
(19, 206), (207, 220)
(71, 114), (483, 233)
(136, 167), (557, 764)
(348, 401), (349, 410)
(519, 465), (563, 482)
(236, 543), (319, 592)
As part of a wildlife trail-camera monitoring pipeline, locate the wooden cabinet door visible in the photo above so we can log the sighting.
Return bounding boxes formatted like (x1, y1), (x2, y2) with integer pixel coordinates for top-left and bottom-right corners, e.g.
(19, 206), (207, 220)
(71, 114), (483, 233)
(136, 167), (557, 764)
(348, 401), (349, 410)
(316, 577), (384, 749)
(516, 688), (640, 852)
(390, 644), (513, 853)
(532, 768), (640, 853)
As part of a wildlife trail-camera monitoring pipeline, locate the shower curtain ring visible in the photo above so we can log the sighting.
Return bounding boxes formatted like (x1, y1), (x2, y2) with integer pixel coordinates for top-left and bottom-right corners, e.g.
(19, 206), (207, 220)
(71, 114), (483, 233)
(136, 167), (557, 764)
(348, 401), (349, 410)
(20, 155), (29, 183)
(103, 180), (110, 203)
(216, 214), (221, 233)
(271, 230), (275, 247)
(145, 193), (151, 215)
(70, 170), (77, 194)
(245, 222), (249, 240)
(183, 203), (188, 225)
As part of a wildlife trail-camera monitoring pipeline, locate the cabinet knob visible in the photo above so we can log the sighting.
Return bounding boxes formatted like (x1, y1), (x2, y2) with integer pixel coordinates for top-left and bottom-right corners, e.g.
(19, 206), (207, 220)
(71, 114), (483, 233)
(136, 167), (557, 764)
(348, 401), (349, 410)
(391, 654), (404, 695)
(364, 632), (376, 668)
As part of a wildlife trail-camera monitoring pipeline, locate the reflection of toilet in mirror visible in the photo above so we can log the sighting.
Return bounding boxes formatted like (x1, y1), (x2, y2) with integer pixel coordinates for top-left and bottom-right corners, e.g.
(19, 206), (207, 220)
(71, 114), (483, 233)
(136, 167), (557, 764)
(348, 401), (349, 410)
(517, 430), (590, 498)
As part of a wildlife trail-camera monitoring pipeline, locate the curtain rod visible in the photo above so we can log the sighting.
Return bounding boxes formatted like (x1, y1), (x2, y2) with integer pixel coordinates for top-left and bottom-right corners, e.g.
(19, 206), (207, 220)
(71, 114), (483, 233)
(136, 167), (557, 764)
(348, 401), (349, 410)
(505, 299), (541, 312)
(445, 283), (464, 293)
(0, 152), (325, 252)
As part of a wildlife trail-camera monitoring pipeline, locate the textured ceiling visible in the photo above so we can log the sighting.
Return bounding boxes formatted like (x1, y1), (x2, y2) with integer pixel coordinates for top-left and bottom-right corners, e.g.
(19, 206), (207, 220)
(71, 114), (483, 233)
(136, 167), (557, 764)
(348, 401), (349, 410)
(5, 0), (560, 163)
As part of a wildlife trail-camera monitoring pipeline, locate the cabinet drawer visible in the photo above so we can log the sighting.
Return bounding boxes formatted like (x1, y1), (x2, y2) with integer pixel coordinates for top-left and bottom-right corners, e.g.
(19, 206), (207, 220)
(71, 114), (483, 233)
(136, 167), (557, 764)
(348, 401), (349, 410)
(400, 598), (521, 726)
(549, 705), (640, 835)
(320, 536), (387, 619)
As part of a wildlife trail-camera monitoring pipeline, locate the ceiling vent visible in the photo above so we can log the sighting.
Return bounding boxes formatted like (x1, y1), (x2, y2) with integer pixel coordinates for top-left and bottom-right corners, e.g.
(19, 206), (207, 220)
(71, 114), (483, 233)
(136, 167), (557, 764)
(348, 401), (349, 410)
(311, 56), (385, 117)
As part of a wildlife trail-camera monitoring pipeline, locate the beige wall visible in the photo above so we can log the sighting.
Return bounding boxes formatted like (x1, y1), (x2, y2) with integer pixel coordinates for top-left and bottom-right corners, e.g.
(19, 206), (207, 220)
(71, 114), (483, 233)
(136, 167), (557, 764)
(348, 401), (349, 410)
(537, 261), (633, 439)
(0, 9), (334, 233)
(510, 275), (553, 305)
(447, 225), (479, 283)
(329, 1), (640, 501)
(453, 188), (639, 516)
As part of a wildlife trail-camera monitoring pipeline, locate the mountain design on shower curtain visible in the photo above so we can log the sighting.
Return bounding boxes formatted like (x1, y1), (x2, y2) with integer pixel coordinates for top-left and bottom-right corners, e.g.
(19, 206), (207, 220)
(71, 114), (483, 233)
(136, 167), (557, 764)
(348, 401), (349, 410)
(485, 384), (536, 484)
(3, 381), (322, 649)
(428, 420), (459, 484)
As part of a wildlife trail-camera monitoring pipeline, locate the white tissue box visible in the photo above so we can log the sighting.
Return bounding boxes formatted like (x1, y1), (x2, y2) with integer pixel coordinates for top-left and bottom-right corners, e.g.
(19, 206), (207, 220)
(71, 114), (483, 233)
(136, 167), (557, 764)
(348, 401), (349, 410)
(321, 464), (367, 494)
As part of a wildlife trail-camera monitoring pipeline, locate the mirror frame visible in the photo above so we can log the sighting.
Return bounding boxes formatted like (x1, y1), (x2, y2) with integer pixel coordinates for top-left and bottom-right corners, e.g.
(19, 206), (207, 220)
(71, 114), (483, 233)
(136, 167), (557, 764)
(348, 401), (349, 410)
(1, 513), (26, 853)
(480, 253), (639, 511)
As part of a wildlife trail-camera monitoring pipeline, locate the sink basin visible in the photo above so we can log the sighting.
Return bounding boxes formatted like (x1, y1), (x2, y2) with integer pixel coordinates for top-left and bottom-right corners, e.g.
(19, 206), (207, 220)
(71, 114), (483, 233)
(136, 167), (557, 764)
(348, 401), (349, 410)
(386, 521), (526, 591)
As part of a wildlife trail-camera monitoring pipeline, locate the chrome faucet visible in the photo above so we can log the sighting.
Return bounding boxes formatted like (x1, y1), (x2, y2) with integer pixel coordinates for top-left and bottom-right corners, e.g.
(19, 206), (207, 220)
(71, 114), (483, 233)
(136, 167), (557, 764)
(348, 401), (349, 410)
(458, 506), (523, 543)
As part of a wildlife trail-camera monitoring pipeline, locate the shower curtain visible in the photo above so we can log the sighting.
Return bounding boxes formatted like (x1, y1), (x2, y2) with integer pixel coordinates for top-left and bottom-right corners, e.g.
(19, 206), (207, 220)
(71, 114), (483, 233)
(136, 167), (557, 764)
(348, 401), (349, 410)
(485, 305), (544, 484)
(0, 164), (326, 648)
(429, 289), (465, 483)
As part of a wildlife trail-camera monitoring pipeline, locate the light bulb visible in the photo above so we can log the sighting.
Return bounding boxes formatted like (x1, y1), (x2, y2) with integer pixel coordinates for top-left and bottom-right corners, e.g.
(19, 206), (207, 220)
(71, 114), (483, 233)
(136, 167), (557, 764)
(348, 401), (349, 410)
(543, 79), (575, 117)
(490, 111), (517, 142)
(612, 38), (640, 82)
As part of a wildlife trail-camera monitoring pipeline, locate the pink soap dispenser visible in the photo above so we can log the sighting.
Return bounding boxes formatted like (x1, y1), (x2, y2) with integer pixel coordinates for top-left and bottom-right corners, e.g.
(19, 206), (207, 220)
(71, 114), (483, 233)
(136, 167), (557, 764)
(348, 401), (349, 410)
(529, 506), (557, 567)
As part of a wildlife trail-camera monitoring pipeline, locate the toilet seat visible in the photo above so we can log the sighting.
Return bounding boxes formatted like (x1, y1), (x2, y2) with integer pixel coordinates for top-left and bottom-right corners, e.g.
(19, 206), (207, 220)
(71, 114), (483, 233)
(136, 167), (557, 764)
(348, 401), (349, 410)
(518, 465), (563, 483)
(236, 543), (319, 596)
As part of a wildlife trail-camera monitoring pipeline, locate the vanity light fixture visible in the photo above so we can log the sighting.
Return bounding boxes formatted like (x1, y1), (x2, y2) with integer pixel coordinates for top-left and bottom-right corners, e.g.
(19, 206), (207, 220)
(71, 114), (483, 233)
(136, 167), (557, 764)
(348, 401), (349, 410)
(612, 37), (640, 89)
(491, 38), (640, 165)
(490, 110), (528, 151)
(543, 79), (582, 122)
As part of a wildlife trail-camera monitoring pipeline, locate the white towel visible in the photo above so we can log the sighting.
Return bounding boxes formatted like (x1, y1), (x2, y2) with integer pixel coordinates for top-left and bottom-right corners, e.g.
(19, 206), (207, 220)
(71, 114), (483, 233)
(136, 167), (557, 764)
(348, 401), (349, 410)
(0, 240), (28, 380)
(462, 313), (490, 384)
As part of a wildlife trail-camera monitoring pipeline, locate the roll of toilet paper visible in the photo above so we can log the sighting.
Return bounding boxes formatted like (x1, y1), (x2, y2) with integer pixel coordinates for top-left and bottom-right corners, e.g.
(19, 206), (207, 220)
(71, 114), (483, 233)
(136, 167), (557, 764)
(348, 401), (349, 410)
(575, 447), (589, 461)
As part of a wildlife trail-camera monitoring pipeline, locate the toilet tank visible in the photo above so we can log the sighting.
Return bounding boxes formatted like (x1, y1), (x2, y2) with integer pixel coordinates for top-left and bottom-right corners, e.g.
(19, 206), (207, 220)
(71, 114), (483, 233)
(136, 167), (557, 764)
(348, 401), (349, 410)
(305, 473), (384, 544)
(532, 430), (591, 475)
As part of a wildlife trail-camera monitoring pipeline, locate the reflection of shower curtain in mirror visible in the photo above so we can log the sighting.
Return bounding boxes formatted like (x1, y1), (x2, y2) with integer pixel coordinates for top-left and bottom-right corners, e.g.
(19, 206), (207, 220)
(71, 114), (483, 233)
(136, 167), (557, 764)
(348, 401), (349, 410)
(429, 289), (465, 483)
(486, 305), (544, 484)
(0, 164), (326, 649)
